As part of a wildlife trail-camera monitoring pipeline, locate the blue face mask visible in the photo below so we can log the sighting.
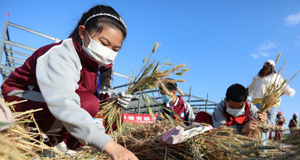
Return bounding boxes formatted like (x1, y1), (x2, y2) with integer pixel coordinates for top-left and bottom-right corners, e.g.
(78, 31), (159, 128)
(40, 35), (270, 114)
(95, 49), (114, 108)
(161, 95), (172, 104)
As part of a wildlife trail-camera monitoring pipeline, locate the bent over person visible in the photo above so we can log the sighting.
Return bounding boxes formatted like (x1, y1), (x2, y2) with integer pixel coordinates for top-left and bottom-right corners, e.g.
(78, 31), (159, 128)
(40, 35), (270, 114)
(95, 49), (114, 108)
(1, 5), (138, 160)
(212, 84), (267, 135)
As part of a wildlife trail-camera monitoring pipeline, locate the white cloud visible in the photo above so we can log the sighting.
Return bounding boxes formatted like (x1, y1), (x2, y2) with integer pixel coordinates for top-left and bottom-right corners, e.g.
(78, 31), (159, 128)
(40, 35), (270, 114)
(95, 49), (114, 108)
(285, 12), (300, 26)
(257, 42), (278, 51)
(251, 41), (278, 59)
(259, 52), (270, 57)
(251, 54), (258, 59)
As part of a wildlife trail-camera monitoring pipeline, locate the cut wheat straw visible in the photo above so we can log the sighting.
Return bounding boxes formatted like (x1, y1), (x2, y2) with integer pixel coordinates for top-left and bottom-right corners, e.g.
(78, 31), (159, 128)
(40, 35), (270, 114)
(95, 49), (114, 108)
(99, 42), (188, 135)
(0, 98), (64, 159)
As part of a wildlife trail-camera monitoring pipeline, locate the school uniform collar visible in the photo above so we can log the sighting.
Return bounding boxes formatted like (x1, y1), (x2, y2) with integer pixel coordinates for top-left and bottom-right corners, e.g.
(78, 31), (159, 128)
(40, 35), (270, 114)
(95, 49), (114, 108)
(166, 96), (179, 108)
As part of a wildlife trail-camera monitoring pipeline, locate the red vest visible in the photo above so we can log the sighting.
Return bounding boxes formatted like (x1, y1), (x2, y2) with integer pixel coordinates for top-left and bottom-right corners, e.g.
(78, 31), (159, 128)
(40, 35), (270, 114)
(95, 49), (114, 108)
(162, 96), (187, 121)
(224, 101), (252, 126)
(276, 116), (284, 126)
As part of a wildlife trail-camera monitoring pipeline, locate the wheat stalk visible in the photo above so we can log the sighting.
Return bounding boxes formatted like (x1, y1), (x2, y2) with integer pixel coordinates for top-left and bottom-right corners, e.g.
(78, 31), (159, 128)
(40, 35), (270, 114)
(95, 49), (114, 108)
(99, 42), (188, 136)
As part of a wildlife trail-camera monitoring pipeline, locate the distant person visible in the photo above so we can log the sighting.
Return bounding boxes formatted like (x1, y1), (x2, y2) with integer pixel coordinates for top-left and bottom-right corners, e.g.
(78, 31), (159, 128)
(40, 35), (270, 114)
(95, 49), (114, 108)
(288, 113), (299, 134)
(1, 5), (138, 160)
(248, 60), (295, 143)
(209, 83), (267, 134)
(158, 78), (195, 126)
(274, 112), (286, 141)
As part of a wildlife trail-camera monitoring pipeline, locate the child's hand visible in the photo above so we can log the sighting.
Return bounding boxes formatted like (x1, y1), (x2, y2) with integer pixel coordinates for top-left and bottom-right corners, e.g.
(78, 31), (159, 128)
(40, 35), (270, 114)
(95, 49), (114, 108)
(104, 141), (138, 160)
(242, 120), (258, 133)
(258, 112), (267, 123)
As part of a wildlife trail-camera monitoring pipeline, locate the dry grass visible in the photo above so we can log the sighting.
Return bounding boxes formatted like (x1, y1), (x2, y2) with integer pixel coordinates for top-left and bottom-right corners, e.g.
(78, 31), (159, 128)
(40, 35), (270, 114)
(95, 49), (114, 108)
(99, 42), (188, 135)
(72, 120), (287, 160)
(271, 128), (300, 160)
(0, 99), (63, 159)
(0, 102), (288, 160)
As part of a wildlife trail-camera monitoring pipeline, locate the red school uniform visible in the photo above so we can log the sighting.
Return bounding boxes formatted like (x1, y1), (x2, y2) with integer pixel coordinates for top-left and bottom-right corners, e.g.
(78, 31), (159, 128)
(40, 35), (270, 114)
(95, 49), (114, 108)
(162, 96), (189, 122)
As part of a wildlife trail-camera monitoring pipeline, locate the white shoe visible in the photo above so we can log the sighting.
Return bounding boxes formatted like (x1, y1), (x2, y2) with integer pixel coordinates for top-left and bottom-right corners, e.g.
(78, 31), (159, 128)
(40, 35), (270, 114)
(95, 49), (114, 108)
(43, 141), (77, 157)
(54, 141), (77, 156)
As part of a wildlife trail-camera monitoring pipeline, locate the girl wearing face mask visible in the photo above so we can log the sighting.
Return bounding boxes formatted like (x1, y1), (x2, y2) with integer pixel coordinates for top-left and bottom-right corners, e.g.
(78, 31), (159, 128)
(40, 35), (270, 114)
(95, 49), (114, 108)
(1, 5), (138, 160)
(248, 60), (295, 145)
(158, 78), (195, 126)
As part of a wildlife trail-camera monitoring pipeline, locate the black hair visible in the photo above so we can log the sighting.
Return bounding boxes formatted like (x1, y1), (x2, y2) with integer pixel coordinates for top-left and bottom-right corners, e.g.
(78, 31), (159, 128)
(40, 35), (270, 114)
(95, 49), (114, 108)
(69, 5), (127, 90)
(69, 5), (127, 40)
(226, 83), (248, 102)
(277, 113), (282, 118)
(293, 115), (297, 120)
(258, 62), (276, 78)
(159, 78), (177, 92)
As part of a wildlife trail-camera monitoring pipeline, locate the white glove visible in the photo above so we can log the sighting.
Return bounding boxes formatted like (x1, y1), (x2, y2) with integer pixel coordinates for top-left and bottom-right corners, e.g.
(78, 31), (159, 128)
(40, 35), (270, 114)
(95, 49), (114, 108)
(117, 92), (133, 108)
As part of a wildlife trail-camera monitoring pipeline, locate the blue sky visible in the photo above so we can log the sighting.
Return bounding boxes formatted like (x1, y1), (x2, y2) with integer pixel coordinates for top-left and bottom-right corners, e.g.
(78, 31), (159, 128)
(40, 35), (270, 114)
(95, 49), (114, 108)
(1, 0), (300, 128)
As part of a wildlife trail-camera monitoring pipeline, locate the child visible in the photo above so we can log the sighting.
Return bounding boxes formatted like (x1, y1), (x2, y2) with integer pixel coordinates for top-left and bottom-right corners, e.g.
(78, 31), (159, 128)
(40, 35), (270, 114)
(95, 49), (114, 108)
(211, 84), (267, 134)
(158, 78), (195, 125)
(275, 112), (285, 141)
(1, 5), (137, 160)
(288, 113), (299, 134)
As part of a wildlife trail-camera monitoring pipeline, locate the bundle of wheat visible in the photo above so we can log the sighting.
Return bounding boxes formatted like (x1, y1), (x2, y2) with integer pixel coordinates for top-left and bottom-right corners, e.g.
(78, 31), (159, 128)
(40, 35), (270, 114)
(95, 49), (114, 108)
(0, 134), (23, 160)
(0, 99), (63, 159)
(99, 42), (188, 135)
(260, 53), (299, 113)
(250, 53), (299, 140)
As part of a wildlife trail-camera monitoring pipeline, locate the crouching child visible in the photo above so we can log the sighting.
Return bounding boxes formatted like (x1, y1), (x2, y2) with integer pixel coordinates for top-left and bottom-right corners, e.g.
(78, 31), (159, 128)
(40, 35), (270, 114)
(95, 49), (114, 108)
(212, 83), (267, 134)
(158, 78), (195, 126)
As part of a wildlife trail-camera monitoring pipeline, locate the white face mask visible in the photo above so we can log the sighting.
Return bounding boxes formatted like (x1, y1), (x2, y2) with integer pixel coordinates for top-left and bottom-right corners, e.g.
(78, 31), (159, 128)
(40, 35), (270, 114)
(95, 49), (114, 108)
(226, 107), (245, 117)
(82, 33), (118, 66)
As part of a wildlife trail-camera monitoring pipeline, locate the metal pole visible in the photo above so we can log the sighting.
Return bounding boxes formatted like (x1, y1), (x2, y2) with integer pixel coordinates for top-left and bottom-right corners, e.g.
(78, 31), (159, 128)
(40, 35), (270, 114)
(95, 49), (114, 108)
(138, 94), (141, 114)
(0, 21), (8, 68)
(188, 87), (191, 103)
(4, 40), (36, 51)
(5, 26), (13, 67)
(7, 22), (58, 41)
(205, 93), (209, 113)
(183, 92), (217, 104)
(113, 72), (134, 80)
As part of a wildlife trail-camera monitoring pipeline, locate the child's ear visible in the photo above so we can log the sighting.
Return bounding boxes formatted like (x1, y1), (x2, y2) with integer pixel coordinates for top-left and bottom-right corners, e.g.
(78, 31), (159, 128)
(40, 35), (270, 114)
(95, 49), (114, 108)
(78, 25), (86, 40)
(173, 90), (177, 95)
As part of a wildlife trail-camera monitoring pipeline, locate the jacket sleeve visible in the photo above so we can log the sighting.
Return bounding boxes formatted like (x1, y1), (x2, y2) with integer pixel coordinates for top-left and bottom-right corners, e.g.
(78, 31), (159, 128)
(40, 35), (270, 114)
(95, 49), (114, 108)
(36, 40), (112, 152)
(212, 102), (228, 128)
(278, 75), (295, 97)
(249, 103), (259, 119)
(184, 102), (195, 121)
